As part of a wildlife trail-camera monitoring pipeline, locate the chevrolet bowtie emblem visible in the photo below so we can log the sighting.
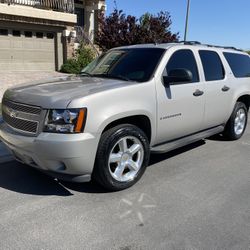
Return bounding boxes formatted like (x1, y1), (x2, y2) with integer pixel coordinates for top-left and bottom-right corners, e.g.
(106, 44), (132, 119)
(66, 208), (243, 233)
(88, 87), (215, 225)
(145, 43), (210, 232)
(6, 107), (19, 118)
(10, 110), (18, 118)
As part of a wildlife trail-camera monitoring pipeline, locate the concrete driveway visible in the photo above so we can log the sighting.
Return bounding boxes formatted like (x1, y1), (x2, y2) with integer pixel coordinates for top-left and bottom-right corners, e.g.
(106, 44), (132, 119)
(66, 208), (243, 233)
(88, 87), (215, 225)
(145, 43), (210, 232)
(0, 71), (68, 100)
(0, 123), (250, 249)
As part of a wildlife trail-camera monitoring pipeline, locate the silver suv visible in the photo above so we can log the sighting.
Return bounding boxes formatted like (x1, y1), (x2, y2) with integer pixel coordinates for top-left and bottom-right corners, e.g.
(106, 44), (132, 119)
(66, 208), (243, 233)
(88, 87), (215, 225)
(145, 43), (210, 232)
(1, 42), (250, 190)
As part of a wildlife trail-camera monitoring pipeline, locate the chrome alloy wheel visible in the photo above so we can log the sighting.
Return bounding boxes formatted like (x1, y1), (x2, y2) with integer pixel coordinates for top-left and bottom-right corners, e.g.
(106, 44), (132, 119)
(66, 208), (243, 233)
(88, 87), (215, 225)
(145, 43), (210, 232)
(108, 136), (144, 182)
(234, 108), (246, 136)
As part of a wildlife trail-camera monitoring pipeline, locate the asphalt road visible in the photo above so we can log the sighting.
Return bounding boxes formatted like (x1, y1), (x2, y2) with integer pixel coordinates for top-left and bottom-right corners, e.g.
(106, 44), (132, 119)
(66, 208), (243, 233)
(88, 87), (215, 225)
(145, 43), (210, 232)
(0, 125), (250, 250)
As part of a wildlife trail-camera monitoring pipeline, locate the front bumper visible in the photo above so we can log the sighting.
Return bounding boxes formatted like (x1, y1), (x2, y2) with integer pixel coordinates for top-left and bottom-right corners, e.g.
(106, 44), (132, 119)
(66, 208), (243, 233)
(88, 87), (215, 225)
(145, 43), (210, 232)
(0, 120), (100, 182)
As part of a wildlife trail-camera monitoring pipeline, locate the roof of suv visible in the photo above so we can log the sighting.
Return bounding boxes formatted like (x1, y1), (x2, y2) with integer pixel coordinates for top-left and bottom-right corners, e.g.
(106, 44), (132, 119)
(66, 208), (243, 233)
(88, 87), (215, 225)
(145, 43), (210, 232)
(115, 42), (247, 54)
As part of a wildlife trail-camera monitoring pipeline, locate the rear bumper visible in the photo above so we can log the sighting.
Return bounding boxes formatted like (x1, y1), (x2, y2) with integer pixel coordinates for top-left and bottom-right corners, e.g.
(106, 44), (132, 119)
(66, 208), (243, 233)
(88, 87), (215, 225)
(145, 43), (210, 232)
(0, 120), (100, 182)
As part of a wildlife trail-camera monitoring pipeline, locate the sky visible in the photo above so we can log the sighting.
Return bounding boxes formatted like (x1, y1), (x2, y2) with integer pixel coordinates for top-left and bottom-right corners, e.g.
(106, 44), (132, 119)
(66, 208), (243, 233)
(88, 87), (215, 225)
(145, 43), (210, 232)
(105, 0), (250, 50)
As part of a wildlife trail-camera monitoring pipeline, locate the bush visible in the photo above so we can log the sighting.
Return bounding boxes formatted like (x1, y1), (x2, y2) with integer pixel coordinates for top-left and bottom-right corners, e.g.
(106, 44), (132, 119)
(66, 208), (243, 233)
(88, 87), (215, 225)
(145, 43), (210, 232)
(60, 59), (80, 74)
(61, 45), (96, 74)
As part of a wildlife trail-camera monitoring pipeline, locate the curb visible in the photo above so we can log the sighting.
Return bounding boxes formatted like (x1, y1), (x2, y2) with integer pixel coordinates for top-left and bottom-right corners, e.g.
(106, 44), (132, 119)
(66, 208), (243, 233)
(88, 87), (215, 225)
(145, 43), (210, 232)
(0, 142), (14, 163)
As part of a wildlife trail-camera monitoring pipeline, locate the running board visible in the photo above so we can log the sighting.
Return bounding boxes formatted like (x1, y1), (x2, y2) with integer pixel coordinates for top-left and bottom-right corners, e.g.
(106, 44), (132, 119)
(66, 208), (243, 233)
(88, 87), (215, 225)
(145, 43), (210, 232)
(151, 125), (224, 154)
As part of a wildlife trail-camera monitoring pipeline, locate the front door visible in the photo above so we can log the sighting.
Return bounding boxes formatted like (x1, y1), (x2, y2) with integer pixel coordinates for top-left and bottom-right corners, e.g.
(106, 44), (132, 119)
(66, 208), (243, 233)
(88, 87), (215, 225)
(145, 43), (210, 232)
(156, 48), (205, 144)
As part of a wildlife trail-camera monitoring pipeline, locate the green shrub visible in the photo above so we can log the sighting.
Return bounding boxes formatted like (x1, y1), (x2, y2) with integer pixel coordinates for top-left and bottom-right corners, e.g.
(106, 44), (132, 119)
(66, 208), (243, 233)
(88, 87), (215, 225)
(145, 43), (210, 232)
(60, 59), (80, 74)
(61, 45), (96, 74)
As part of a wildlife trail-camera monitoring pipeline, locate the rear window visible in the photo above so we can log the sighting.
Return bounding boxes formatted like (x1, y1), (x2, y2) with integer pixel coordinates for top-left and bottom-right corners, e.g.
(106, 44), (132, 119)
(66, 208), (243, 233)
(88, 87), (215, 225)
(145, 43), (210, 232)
(223, 52), (250, 78)
(199, 50), (225, 81)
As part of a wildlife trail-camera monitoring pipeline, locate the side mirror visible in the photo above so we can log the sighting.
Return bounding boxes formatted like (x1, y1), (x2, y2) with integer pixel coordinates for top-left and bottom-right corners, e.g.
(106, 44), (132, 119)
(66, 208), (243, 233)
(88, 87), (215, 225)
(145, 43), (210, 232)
(163, 68), (193, 86)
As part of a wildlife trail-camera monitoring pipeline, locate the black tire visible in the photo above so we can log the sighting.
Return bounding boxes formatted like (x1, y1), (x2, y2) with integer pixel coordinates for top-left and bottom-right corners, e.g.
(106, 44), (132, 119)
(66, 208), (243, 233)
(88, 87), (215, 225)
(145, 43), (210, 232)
(92, 124), (150, 191)
(223, 102), (248, 140)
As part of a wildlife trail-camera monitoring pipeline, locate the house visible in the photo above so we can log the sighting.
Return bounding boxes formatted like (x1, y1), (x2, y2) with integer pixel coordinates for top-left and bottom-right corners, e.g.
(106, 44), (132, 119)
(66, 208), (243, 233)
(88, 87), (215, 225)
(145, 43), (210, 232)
(0, 0), (105, 71)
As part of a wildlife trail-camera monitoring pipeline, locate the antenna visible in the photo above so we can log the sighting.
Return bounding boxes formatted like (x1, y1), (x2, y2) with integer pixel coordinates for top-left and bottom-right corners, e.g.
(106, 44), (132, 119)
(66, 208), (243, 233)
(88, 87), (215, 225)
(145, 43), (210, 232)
(184, 0), (191, 42)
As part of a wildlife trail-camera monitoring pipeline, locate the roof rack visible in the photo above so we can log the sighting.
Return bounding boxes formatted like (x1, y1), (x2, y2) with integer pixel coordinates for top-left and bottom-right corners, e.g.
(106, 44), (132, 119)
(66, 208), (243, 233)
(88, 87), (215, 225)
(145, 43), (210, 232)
(177, 41), (201, 45)
(203, 44), (243, 52)
(175, 41), (243, 52)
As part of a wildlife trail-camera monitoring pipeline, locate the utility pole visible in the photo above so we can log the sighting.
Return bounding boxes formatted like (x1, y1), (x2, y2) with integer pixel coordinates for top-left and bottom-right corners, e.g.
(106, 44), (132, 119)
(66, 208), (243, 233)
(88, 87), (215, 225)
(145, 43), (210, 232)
(184, 0), (191, 42)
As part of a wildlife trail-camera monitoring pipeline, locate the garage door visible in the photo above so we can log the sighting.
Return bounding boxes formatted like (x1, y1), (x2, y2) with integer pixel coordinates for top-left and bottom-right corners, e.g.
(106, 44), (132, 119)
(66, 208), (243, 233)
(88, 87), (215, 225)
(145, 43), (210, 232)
(0, 28), (56, 71)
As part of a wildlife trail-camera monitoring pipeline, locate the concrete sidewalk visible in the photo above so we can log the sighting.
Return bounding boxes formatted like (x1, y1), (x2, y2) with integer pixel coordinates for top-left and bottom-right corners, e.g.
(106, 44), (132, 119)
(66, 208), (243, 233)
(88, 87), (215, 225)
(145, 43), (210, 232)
(0, 71), (68, 100)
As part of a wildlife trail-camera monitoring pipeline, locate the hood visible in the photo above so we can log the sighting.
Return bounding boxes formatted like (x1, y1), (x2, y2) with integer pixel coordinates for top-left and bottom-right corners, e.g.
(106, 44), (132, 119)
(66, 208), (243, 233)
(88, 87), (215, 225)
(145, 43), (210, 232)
(3, 75), (137, 109)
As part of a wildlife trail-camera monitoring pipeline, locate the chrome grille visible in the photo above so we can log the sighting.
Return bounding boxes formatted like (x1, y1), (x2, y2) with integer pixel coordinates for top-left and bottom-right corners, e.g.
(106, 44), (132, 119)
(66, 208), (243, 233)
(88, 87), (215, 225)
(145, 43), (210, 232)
(2, 99), (42, 135)
(2, 99), (41, 115)
(2, 112), (38, 134)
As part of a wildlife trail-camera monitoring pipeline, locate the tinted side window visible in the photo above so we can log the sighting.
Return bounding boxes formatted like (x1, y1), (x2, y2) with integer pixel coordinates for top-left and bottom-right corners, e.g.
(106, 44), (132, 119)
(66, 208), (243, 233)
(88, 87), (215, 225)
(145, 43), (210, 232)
(167, 49), (199, 83)
(223, 52), (250, 78)
(199, 50), (225, 81)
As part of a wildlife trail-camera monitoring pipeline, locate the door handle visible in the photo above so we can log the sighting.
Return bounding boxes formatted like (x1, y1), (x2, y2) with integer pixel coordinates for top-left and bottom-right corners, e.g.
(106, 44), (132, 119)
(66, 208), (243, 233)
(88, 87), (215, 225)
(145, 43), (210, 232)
(222, 85), (230, 92)
(193, 89), (204, 97)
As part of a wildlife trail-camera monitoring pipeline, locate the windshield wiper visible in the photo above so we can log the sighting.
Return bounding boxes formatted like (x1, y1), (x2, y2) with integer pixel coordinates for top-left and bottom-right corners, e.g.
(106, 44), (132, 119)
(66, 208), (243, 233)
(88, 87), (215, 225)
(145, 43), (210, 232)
(80, 72), (93, 77)
(92, 74), (130, 81)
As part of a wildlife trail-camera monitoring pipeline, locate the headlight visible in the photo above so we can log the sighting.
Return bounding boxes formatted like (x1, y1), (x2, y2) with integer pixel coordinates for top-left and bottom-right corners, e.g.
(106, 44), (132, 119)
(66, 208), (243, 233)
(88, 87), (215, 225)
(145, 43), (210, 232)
(44, 108), (87, 133)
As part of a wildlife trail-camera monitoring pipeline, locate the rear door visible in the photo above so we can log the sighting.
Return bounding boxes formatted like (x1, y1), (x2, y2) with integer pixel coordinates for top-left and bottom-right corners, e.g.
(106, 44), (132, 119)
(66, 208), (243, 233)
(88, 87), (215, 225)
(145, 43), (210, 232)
(198, 50), (234, 129)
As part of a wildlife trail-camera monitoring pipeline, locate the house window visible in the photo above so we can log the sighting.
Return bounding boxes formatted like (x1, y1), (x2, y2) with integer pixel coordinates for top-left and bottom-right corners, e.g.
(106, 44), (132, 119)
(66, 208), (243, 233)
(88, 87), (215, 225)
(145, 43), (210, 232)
(47, 33), (54, 39)
(36, 32), (43, 38)
(0, 29), (8, 36)
(24, 31), (33, 38)
(75, 7), (84, 27)
(13, 30), (21, 37)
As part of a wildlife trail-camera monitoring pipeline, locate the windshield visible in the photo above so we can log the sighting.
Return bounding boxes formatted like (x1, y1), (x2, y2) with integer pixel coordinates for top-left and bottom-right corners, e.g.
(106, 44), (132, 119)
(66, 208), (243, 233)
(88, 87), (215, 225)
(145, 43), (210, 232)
(81, 48), (165, 82)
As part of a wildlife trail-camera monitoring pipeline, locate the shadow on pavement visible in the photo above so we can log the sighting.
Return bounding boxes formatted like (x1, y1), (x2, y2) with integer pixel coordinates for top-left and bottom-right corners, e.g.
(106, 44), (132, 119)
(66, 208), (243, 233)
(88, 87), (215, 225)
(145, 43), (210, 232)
(149, 140), (206, 166)
(0, 140), (206, 196)
(0, 161), (73, 196)
(207, 133), (231, 141)
(0, 160), (110, 195)
(60, 180), (110, 194)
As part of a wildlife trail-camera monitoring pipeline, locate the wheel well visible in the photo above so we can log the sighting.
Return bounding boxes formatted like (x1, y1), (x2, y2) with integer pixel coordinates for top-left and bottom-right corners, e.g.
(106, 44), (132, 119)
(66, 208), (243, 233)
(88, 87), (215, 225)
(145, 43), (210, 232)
(237, 95), (250, 110)
(102, 115), (152, 143)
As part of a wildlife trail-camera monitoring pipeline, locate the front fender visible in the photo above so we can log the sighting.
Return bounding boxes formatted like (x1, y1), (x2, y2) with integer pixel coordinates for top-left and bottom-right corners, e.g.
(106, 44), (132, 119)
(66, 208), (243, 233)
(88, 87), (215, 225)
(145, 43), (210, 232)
(67, 81), (158, 145)
(96, 109), (154, 135)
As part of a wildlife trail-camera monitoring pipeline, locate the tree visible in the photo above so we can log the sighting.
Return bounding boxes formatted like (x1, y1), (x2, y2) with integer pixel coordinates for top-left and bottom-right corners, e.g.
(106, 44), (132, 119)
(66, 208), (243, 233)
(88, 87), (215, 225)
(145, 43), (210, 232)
(138, 12), (178, 44)
(95, 9), (179, 51)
